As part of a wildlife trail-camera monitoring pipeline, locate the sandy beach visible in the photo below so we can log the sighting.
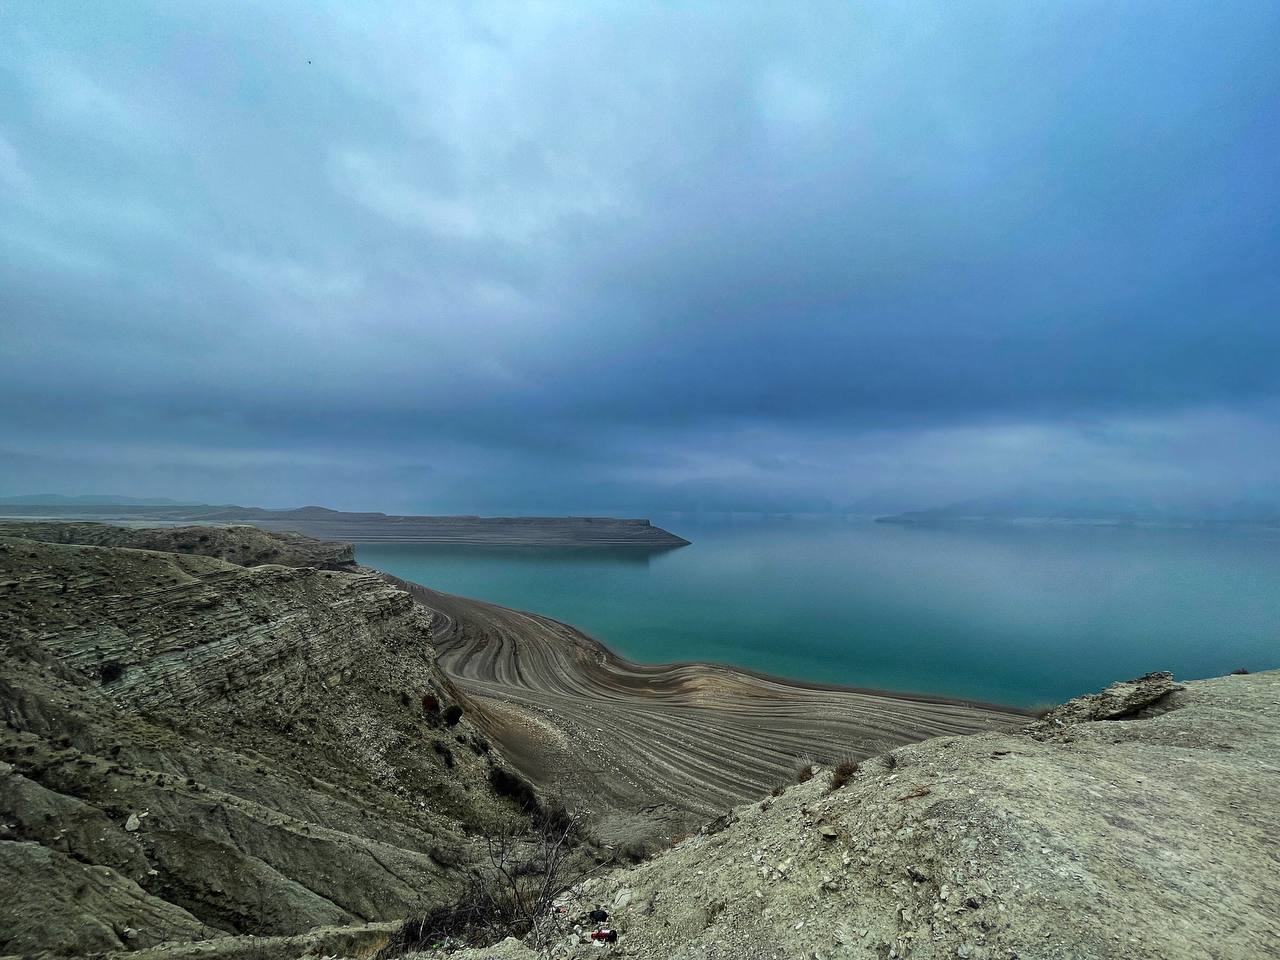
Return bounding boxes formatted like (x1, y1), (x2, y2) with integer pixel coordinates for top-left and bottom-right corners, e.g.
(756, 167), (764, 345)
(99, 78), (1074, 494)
(390, 575), (1032, 840)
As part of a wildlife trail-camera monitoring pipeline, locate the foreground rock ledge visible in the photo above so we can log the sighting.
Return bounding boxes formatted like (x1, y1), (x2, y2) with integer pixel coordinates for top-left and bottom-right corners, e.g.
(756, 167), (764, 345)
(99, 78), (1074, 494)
(453, 670), (1278, 960)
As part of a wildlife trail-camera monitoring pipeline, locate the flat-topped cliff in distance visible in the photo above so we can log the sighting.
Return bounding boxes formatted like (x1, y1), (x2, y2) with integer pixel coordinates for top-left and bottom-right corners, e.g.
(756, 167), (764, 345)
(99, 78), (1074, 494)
(0, 499), (691, 546)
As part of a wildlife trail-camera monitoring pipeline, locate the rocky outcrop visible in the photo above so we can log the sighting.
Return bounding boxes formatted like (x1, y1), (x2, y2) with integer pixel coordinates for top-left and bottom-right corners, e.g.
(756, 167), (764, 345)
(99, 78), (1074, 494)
(0, 837), (212, 955)
(0, 521), (355, 569)
(1029, 670), (1184, 735)
(452, 670), (1280, 959)
(0, 531), (530, 956)
(2, 538), (414, 714)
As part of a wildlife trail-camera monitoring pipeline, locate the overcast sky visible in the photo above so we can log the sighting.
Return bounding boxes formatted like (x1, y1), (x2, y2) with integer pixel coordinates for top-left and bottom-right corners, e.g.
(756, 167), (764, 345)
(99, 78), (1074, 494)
(2, 2), (1278, 514)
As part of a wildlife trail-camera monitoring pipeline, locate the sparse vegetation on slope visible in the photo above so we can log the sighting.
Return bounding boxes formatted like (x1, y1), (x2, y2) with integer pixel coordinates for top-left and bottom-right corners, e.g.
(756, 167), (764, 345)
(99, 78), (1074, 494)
(0, 525), (539, 955)
(452, 671), (1280, 959)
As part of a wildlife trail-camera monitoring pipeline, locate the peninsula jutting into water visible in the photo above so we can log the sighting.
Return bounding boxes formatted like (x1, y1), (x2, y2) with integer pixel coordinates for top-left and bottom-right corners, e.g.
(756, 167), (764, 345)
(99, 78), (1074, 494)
(0, 500), (691, 547)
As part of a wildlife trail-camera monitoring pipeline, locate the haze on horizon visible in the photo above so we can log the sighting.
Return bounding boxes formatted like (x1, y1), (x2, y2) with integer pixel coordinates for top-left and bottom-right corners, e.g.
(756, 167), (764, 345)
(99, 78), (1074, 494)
(2, 3), (1278, 516)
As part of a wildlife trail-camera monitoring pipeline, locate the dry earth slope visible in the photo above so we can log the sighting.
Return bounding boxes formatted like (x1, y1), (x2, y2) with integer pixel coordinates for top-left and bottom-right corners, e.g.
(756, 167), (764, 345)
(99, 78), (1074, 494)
(0, 525), (541, 956)
(448, 670), (1280, 960)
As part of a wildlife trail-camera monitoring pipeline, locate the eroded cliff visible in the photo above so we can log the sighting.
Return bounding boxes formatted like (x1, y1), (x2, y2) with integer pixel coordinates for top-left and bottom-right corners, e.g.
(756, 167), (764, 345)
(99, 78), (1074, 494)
(0, 528), (532, 956)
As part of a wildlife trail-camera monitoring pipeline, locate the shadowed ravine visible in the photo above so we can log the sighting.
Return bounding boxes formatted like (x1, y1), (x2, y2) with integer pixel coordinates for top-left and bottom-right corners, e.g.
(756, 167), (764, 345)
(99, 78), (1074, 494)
(386, 575), (1032, 839)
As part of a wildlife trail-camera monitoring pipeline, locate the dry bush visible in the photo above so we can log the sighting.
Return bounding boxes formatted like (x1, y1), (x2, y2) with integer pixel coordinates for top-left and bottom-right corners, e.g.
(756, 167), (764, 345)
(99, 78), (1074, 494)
(377, 802), (599, 956)
(615, 836), (659, 864)
(795, 761), (816, 784)
(100, 660), (125, 683)
(432, 740), (454, 769)
(490, 766), (540, 812)
(829, 758), (859, 791)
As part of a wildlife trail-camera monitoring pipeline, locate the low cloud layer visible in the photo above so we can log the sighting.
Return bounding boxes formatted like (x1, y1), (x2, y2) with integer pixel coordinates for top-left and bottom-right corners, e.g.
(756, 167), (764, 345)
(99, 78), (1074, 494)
(3, 3), (1278, 513)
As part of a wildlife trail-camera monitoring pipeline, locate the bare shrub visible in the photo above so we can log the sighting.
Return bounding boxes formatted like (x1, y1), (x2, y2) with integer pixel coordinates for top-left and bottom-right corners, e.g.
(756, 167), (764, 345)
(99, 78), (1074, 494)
(490, 766), (540, 813)
(615, 836), (658, 863)
(829, 758), (859, 791)
(377, 803), (599, 956)
(795, 761), (815, 783)
(432, 740), (455, 769)
(100, 660), (125, 683)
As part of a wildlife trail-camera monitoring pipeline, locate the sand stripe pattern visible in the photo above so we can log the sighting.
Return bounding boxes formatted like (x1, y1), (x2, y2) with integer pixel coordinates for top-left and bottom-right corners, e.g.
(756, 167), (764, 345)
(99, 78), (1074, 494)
(390, 576), (1031, 838)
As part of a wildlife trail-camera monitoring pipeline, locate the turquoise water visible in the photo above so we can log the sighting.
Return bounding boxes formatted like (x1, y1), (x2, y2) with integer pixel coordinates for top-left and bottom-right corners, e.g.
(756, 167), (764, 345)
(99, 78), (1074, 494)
(357, 518), (1280, 707)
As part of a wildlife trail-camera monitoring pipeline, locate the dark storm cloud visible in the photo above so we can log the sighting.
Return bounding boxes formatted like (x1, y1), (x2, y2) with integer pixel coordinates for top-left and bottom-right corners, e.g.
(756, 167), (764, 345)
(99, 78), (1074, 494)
(2, 2), (1278, 512)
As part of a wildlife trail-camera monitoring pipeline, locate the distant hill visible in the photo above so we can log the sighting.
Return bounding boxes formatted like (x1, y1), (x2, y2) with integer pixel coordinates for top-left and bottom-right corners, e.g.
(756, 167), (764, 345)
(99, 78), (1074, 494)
(0, 494), (199, 506)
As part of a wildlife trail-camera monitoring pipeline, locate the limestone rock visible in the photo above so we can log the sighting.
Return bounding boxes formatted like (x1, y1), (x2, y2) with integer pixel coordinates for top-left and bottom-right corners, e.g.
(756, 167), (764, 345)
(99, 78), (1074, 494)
(1031, 670), (1184, 735)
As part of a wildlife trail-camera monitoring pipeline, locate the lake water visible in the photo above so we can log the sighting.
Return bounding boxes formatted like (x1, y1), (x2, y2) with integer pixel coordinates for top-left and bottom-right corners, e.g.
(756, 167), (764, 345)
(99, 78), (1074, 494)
(357, 518), (1280, 708)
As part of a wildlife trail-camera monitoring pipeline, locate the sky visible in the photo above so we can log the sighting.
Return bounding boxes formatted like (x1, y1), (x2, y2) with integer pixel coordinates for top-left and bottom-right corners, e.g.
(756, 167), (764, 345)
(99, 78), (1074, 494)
(2, 2), (1279, 515)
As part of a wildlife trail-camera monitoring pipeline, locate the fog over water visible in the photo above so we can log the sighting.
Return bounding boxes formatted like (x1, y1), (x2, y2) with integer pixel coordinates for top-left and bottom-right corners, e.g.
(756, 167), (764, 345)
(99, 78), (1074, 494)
(358, 518), (1280, 707)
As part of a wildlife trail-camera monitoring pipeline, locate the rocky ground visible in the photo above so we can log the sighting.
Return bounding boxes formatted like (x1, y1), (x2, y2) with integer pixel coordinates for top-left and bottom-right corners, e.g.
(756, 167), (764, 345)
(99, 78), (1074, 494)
(0, 526), (541, 956)
(0, 522), (355, 569)
(3, 523), (1275, 960)
(443, 670), (1280, 960)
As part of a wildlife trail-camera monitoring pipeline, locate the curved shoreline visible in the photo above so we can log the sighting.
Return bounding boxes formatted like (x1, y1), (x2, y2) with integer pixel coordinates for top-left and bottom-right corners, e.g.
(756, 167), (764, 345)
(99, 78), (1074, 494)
(380, 571), (1032, 837)
(389, 574), (1036, 716)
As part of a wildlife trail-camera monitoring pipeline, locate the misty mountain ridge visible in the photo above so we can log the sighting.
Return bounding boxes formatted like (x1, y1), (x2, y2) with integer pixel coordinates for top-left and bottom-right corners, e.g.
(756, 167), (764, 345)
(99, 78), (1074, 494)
(0, 494), (201, 506)
(878, 486), (1280, 527)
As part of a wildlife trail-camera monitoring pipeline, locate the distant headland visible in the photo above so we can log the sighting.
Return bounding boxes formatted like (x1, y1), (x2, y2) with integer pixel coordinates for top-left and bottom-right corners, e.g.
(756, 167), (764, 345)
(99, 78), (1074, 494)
(0, 497), (690, 546)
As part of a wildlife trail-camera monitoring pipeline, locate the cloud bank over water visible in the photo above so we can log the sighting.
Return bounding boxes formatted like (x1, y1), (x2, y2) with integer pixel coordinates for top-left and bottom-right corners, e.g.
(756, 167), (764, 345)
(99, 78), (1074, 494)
(2, 3), (1278, 513)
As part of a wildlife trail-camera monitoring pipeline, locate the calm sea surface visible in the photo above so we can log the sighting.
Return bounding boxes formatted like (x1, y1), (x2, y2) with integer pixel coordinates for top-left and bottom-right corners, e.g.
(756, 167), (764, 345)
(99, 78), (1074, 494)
(356, 518), (1280, 707)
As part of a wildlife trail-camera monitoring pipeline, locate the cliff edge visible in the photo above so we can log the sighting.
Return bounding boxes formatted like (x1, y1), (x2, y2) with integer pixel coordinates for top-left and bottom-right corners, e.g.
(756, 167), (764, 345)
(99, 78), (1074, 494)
(0, 526), (540, 956)
(453, 670), (1279, 959)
